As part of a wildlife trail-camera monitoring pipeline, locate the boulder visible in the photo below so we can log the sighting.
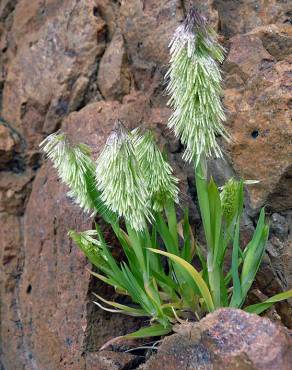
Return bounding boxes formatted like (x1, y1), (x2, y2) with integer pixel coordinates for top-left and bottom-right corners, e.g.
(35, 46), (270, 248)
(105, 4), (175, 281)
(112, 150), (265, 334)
(214, 0), (291, 36)
(98, 31), (131, 101)
(142, 308), (292, 370)
(1, 0), (107, 156)
(224, 34), (292, 211)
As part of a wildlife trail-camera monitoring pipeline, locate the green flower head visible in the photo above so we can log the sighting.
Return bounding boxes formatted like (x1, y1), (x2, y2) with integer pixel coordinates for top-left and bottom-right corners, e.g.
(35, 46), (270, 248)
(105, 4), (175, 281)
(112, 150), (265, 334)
(220, 178), (241, 225)
(132, 129), (179, 212)
(40, 131), (96, 212)
(166, 7), (229, 165)
(95, 120), (153, 231)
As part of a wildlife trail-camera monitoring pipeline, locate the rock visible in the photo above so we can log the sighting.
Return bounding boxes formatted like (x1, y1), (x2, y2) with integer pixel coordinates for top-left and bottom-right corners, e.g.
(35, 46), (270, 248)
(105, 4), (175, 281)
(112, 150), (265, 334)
(13, 163), (92, 370)
(0, 213), (24, 370)
(0, 170), (33, 214)
(214, 0), (291, 36)
(267, 165), (292, 212)
(224, 34), (275, 85)
(249, 24), (292, 61)
(1, 0), (107, 156)
(270, 213), (289, 240)
(98, 31), (131, 101)
(0, 123), (17, 167)
(142, 308), (292, 370)
(224, 35), (292, 211)
(283, 239), (292, 292)
(86, 351), (139, 370)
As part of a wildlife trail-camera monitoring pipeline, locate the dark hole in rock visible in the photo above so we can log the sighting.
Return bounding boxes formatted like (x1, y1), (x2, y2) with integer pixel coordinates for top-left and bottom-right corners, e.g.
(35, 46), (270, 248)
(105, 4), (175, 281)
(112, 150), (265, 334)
(26, 284), (32, 294)
(93, 6), (99, 17)
(251, 130), (259, 139)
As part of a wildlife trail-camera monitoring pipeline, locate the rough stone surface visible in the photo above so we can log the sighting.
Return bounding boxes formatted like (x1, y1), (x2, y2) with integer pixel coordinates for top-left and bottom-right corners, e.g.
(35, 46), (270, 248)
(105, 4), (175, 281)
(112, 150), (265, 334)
(98, 31), (131, 101)
(1, 0), (107, 156)
(85, 351), (139, 370)
(141, 309), (292, 370)
(214, 0), (292, 36)
(0, 123), (17, 166)
(0, 0), (292, 369)
(224, 41), (292, 211)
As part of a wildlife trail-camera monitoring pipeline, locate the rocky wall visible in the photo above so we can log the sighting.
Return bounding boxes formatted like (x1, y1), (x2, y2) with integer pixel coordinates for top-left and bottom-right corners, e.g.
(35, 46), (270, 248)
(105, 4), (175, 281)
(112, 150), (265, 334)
(0, 0), (291, 369)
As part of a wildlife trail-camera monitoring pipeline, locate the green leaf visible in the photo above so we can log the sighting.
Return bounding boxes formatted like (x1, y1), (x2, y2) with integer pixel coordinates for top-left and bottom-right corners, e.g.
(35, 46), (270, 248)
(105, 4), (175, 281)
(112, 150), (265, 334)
(93, 293), (147, 317)
(124, 324), (172, 339)
(126, 223), (147, 275)
(241, 209), (269, 302)
(207, 177), (222, 261)
(155, 213), (179, 256)
(87, 269), (118, 287)
(195, 162), (213, 252)
(206, 178), (222, 308)
(244, 290), (292, 314)
(149, 248), (214, 312)
(180, 208), (195, 262)
(229, 217), (242, 307)
(165, 198), (179, 250)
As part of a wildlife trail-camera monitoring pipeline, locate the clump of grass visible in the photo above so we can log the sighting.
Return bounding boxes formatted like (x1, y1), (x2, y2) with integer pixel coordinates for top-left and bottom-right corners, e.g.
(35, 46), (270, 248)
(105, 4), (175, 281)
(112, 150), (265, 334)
(40, 7), (292, 340)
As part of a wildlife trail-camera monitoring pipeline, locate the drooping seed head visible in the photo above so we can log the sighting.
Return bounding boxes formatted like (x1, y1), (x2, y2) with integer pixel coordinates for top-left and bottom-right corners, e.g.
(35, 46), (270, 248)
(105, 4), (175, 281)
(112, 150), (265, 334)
(40, 131), (96, 212)
(95, 120), (153, 231)
(132, 129), (179, 212)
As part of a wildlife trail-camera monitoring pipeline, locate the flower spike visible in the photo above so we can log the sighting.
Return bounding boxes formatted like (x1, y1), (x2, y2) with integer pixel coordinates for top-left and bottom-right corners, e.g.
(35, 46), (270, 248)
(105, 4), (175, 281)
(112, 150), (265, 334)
(132, 129), (179, 212)
(40, 131), (97, 212)
(166, 7), (229, 165)
(95, 120), (152, 231)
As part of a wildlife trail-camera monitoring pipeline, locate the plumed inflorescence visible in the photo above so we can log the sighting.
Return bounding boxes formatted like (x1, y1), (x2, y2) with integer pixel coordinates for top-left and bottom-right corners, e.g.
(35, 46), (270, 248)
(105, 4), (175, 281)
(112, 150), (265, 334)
(40, 121), (179, 232)
(95, 121), (153, 231)
(40, 132), (96, 212)
(132, 129), (179, 212)
(166, 7), (229, 164)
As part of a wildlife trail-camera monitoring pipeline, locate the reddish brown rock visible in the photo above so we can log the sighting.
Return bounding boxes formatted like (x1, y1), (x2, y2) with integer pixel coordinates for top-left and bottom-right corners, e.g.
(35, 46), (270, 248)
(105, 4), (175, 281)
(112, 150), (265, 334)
(0, 170), (33, 214)
(98, 31), (131, 101)
(1, 0), (107, 155)
(0, 213), (24, 369)
(0, 123), (18, 167)
(142, 309), (292, 370)
(224, 35), (292, 211)
(224, 34), (275, 85)
(214, 0), (291, 36)
(86, 351), (138, 370)
(249, 24), (292, 61)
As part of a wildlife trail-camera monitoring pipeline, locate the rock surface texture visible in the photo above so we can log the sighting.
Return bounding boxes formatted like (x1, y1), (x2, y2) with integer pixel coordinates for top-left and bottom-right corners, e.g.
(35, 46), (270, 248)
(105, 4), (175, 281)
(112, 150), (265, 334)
(141, 308), (292, 370)
(0, 0), (291, 369)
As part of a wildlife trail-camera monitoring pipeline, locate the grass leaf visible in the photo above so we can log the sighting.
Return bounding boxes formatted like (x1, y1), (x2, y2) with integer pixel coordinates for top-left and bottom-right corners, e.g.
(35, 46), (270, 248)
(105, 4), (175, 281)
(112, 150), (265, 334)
(124, 324), (172, 339)
(244, 290), (292, 314)
(149, 248), (214, 312)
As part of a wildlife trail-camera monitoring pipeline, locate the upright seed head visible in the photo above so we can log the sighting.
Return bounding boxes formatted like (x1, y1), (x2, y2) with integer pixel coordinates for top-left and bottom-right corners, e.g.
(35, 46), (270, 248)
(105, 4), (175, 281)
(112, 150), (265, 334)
(166, 7), (229, 165)
(220, 178), (241, 225)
